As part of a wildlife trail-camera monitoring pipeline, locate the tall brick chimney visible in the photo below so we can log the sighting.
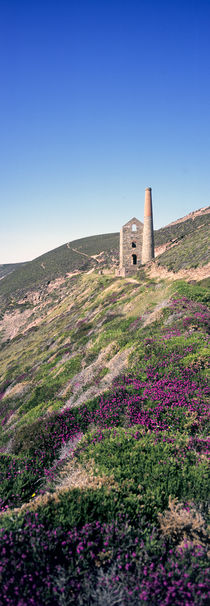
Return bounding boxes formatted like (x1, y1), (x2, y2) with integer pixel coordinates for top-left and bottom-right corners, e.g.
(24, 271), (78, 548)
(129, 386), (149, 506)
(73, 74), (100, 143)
(142, 187), (154, 263)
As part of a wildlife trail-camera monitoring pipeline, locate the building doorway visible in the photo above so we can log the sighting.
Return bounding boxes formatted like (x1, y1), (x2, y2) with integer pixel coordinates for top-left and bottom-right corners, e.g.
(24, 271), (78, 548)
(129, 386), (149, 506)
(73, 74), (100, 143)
(132, 254), (137, 265)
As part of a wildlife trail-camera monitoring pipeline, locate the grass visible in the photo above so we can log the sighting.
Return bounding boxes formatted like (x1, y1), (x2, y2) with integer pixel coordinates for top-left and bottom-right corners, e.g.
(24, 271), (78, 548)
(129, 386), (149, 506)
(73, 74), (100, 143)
(0, 208), (209, 310)
(0, 233), (119, 307)
(154, 211), (210, 246)
(157, 223), (210, 271)
(0, 262), (24, 280)
(0, 258), (209, 604)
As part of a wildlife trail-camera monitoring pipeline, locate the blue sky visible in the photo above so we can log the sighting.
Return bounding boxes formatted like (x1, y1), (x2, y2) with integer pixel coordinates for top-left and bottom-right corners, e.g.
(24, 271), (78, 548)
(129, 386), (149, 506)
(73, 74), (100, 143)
(0, 0), (209, 262)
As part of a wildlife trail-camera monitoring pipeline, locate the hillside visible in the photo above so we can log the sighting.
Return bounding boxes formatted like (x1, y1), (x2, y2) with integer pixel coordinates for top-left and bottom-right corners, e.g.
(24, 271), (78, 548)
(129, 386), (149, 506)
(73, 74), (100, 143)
(0, 263), (24, 280)
(0, 208), (209, 605)
(0, 233), (119, 307)
(156, 222), (209, 271)
(0, 206), (209, 309)
(154, 206), (210, 247)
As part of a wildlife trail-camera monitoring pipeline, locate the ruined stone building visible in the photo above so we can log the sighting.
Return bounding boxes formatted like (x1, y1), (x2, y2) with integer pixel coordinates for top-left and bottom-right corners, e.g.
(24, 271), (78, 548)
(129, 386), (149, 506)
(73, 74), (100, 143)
(118, 187), (154, 276)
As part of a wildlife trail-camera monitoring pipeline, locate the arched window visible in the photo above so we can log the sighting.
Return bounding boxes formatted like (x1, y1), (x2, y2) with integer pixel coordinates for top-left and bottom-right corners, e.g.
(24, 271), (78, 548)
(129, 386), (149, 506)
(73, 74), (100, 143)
(132, 242), (136, 248)
(132, 223), (137, 232)
(132, 254), (137, 265)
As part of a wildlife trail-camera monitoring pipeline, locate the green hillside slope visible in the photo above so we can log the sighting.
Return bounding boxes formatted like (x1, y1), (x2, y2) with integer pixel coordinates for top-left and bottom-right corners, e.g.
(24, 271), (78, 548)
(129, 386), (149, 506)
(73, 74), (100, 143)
(0, 233), (119, 304)
(0, 209), (209, 308)
(154, 210), (210, 246)
(0, 260), (209, 604)
(157, 222), (210, 271)
(0, 263), (24, 280)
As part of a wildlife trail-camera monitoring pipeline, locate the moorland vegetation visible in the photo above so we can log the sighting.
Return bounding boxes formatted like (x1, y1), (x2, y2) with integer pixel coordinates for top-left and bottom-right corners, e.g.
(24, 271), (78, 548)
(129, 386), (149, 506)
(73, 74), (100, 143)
(0, 208), (209, 309)
(0, 211), (209, 605)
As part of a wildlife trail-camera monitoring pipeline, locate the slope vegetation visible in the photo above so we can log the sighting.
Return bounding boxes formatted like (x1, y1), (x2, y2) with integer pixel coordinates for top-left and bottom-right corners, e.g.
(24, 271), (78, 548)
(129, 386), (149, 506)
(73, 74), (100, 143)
(0, 263), (24, 280)
(154, 207), (210, 247)
(0, 207), (209, 309)
(0, 233), (119, 306)
(0, 258), (209, 604)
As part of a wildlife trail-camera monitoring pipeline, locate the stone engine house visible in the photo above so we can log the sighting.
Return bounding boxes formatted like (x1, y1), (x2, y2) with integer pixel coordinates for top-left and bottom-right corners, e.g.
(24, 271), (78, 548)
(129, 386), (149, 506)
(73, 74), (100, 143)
(119, 217), (143, 277)
(118, 187), (154, 276)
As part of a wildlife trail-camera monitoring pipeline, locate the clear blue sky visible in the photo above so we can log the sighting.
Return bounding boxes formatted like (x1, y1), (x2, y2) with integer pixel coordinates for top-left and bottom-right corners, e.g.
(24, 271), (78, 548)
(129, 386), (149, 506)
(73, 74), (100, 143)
(0, 0), (209, 262)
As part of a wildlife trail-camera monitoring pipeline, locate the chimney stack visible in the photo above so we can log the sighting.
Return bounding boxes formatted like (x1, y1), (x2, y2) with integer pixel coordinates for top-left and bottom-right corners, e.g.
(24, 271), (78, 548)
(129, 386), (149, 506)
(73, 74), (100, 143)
(142, 187), (154, 263)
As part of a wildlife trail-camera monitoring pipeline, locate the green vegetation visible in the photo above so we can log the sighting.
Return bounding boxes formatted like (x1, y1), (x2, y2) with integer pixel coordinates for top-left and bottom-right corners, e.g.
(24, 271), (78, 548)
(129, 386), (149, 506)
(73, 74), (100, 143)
(154, 211), (210, 246)
(0, 226), (209, 605)
(171, 279), (210, 303)
(0, 262), (24, 279)
(0, 208), (209, 310)
(77, 427), (209, 521)
(0, 233), (119, 306)
(157, 223), (210, 270)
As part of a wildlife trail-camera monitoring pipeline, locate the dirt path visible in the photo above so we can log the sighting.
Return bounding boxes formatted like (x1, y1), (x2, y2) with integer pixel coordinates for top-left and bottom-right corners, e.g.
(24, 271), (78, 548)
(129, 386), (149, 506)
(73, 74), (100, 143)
(155, 240), (179, 258)
(147, 261), (210, 282)
(70, 248), (101, 263)
(71, 248), (90, 258)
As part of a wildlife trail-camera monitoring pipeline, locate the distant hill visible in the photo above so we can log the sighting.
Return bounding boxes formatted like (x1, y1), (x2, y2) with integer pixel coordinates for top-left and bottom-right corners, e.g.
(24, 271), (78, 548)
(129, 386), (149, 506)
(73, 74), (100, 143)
(0, 233), (119, 305)
(0, 206), (209, 306)
(0, 263), (24, 281)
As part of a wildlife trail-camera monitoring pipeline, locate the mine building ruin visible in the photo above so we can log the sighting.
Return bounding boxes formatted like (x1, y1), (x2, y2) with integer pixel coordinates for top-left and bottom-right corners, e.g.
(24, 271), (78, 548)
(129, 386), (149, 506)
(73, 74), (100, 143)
(117, 187), (154, 276)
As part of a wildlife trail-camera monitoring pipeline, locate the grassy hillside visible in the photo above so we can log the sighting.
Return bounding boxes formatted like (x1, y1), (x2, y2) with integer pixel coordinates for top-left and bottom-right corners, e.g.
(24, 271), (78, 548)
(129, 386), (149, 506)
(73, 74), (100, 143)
(154, 209), (210, 246)
(0, 263), (209, 604)
(0, 233), (119, 306)
(0, 208), (209, 308)
(157, 222), (210, 271)
(0, 263), (24, 280)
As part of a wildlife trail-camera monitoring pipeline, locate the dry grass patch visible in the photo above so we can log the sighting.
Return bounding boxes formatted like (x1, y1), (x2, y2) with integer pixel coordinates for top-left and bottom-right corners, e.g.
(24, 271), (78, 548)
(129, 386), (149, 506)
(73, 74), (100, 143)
(123, 283), (170, 318)
(158, 496), (209, 549)
(3, 381), (31, 400)
(62, 344), (132, 410)
(54, 458), (118, 493)
(0, 459), (118, 519)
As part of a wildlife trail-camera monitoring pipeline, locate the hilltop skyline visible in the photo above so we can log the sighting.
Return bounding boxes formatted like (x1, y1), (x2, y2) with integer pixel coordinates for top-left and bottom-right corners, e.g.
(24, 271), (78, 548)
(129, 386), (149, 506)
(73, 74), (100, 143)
(1, 0), (210, 263)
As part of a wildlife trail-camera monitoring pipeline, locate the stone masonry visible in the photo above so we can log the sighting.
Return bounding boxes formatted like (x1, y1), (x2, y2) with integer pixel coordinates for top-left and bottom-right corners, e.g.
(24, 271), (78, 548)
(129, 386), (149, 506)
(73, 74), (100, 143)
(117, 188), (154, 276)
(142, 187), (154, 263)
(118, 217), (143, 276)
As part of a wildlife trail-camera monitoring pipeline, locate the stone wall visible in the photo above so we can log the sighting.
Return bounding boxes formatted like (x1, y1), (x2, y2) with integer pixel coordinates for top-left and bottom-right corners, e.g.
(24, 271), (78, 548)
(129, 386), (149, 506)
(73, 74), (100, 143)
(119, 217), (143, 275)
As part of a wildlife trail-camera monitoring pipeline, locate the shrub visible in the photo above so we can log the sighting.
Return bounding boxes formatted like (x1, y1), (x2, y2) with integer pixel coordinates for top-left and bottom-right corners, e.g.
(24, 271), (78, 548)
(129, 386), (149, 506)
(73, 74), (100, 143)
(0, 510), (209, 605)
(77, 428), (209, 521)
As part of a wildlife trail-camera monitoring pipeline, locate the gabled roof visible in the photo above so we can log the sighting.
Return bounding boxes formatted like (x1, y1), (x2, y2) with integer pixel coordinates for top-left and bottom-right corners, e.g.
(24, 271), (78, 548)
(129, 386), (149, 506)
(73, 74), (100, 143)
(122, 217), (143, 228)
